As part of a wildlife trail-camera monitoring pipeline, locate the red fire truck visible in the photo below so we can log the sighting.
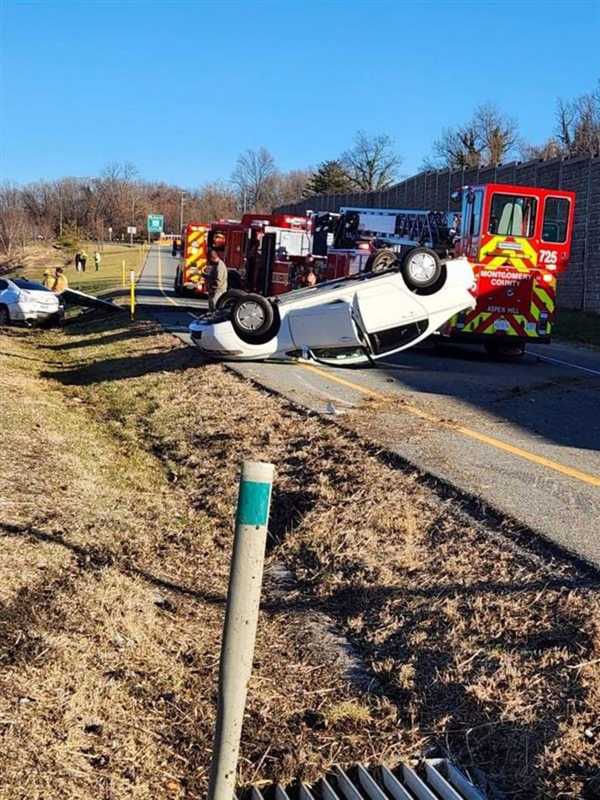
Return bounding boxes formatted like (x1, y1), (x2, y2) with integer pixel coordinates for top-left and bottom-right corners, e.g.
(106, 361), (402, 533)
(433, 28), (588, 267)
(320, 183), (575, 357)
(208, 213), (313, 299)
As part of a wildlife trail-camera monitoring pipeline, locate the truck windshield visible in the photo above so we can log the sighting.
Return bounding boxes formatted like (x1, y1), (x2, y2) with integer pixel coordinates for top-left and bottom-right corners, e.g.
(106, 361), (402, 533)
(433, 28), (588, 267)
(489, 194), (537, 238)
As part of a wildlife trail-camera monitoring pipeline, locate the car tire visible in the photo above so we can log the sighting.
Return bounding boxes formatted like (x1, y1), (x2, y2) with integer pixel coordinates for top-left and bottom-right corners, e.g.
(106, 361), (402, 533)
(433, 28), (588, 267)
(230, 293), (276, 343)
(401, 247), (443, 290)
(216, 288), (247, 312)
(484, 340), (526, 359)
(367, 248), (399, 273)
(0, 305), (10, 327)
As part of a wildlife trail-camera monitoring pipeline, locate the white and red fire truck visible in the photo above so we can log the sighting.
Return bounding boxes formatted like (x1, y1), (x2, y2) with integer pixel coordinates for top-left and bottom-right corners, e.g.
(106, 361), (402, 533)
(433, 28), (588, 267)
(316, 183), (575, 356)
(207, 213), (313, 297)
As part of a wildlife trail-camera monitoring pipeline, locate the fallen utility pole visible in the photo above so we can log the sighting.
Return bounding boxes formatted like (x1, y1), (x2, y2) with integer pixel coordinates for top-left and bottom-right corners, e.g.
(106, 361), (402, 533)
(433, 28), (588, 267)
(208, 461), (275, 800)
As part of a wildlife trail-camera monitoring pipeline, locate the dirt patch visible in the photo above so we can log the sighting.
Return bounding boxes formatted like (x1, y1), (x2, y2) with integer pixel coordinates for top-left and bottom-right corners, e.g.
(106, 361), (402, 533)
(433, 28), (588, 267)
(1, 316), (599, 799)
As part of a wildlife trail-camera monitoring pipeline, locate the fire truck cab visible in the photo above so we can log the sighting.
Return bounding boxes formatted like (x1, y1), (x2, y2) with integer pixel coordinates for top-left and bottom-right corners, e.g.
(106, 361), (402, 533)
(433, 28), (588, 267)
(445, 183), (575, 355)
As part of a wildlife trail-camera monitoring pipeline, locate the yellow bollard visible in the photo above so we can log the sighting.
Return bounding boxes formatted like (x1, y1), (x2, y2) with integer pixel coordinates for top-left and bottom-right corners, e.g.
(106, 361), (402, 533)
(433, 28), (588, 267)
(130, 270), (136, 320)
(122, 259), (126, 288)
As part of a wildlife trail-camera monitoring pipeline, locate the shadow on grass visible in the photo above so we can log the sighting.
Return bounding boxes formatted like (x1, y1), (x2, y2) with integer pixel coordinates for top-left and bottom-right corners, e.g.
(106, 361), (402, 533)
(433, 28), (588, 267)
(42, 345), (204, 384)
(1, 521), (226, 607)
(45, 327), (160, 351)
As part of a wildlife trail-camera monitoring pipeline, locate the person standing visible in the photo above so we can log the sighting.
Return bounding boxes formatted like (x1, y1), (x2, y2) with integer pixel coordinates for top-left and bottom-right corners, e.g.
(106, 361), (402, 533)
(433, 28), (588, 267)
(74, 252), (81, 272)
(205, 248), (228, 311)
(51, 267), (69, 294)
(79, 250), (88, 272)
(42, 269), (54, 289)
(94, 251), (101, 271)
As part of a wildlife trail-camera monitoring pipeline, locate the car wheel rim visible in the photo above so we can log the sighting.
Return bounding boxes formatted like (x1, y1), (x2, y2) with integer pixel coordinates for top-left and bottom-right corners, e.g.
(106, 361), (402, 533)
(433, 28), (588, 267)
(236, 301), (265, 331)
(407, 253), (437, 282)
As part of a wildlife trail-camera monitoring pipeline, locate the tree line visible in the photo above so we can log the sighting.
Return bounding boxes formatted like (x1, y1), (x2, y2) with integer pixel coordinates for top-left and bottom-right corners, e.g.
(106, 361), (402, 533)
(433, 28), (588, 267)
(1, 81), (598, 259)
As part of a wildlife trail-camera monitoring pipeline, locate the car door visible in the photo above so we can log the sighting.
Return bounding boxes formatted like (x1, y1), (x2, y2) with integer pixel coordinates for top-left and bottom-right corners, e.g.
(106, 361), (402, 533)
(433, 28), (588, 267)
(353, 278), (428, 334)
(287, 301), (362, 350)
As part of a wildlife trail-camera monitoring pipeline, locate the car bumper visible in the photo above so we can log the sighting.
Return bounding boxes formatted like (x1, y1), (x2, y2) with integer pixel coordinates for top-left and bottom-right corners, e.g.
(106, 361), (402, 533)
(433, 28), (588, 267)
(10, 303), (63, 325)
(189, 318), (279, 360)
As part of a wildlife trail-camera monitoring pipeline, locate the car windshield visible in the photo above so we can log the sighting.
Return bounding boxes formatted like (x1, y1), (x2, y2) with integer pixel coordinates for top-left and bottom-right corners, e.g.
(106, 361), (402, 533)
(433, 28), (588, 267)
(13, 278), (50, 292)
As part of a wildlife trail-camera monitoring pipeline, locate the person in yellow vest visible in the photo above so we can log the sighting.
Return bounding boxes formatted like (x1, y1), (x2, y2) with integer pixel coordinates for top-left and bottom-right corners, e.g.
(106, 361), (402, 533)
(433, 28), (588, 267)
(79, 250), (88, 272)
(94, 251), (101, 271)
(42, 269), (54, 289)
(51, 267), (69, 294)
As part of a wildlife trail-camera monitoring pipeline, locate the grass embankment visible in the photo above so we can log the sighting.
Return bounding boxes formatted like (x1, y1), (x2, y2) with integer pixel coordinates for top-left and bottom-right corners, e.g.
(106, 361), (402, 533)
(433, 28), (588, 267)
(1, 314), (599, 799)
(555, 309), (600, 347)
(1, 241), (148, 296)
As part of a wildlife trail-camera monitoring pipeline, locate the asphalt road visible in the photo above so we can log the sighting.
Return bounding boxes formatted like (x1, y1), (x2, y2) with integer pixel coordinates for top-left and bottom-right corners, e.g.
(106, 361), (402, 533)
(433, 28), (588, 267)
(138, 246), (600, 567)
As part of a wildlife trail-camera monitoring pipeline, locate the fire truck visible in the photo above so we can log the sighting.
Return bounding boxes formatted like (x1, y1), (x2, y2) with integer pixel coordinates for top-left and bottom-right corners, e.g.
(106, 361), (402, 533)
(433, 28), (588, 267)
(320, 183), (575, 356)
(208, 213), (313, 300)
(174, 223), (209, 296)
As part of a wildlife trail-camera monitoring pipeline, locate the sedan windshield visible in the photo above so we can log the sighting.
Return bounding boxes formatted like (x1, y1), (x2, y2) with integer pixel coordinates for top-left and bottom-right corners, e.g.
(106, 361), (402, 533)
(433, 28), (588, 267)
(13, 278), (50, 292)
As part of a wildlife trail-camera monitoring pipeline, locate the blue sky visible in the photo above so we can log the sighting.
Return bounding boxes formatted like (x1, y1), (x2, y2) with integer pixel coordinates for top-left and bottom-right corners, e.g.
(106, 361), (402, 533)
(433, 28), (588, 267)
(1, 0), (598, 188)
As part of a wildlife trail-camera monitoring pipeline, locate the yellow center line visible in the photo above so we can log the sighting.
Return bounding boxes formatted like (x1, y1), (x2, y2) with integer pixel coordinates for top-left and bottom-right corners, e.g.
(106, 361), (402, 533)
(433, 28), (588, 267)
(299, 362), (600, 489)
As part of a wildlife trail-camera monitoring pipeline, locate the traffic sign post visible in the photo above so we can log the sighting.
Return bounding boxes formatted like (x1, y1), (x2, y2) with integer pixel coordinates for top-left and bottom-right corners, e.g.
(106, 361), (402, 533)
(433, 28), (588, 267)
(127, 225), (137, 247)
(147, 214), (164, 243)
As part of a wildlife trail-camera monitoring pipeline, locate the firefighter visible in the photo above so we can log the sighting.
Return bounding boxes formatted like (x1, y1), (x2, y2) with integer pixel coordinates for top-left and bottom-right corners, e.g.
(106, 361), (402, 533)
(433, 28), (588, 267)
(42, 269), (54, 289)
(94, 251), (101, 271)
(206, 248), (228, 311)
(51, 267), (69, 294)
(79, 250), (88, 272)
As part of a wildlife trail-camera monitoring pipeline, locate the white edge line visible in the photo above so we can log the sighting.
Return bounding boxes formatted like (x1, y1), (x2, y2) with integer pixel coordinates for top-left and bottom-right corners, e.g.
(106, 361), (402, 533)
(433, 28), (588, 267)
(537, 354), (600, 377)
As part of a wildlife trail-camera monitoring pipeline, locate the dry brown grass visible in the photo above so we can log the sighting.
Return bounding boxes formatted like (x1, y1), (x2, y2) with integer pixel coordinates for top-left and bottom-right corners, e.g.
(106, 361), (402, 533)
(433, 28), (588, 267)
(1, 314), (599, 799)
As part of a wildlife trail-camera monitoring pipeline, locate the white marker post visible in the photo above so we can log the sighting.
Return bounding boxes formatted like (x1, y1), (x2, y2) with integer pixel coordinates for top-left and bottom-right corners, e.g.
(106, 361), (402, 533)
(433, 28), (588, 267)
(130, 270), (136, 320)
(207, 461), (275, 800)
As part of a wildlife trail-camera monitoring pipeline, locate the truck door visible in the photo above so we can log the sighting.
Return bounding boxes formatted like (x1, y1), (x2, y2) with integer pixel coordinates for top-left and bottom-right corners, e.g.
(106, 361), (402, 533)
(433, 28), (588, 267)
(460, 188), (484, 261)
(257, 232), (276, 296)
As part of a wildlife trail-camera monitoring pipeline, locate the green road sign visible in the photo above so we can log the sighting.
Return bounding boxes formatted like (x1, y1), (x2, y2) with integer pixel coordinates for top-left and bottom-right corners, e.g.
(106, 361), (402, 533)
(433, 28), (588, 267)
(147, 214), (164, 233)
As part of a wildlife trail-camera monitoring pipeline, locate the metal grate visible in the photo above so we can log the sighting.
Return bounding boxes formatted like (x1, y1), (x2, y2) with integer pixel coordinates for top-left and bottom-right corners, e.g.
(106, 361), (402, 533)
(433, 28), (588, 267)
(242, 759), (488, 800)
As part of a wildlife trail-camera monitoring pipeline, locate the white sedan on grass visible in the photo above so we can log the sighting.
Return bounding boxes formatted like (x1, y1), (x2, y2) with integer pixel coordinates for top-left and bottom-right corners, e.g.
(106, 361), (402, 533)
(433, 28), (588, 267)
(0, 277), (63, 327)
(188, 253), (476, 366)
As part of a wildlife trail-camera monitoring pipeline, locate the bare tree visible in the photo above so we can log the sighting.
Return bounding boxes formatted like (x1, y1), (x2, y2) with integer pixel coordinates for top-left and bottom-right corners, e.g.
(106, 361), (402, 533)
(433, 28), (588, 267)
(196, 181), (238, 221)
(555, 81), (600, 157)
(521, 137), (563, 161)
(231, 147), (278, 212)
(0, 184), (27, 258)
(340, 131), (401, 191)
(432, 124), (483, 169)
(475, 103), (520, 165)
(429, 104), (519, 169)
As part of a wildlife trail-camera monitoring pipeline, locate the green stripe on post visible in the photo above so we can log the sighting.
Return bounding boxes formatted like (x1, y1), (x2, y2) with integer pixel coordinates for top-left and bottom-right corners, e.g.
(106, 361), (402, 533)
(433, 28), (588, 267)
(236, 480), (272, 526)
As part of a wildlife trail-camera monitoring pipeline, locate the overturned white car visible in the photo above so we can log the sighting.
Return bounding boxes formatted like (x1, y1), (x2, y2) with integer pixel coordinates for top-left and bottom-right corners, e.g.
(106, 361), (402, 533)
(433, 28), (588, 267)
(188, 254), (476, 366)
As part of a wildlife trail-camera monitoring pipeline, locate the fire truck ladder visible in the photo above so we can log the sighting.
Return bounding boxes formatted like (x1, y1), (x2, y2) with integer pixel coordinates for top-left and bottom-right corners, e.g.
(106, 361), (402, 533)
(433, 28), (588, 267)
(341, 207), (454, 252)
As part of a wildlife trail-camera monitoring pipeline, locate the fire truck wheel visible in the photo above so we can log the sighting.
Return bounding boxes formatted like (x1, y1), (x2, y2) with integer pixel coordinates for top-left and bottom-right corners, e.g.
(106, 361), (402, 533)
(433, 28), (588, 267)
(367, 248), (399, 273)
(231, 293), (276, 342)
(216, 288), (247, 312)
(484, 340), (526, 359)
(401, 247), (443, 290)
